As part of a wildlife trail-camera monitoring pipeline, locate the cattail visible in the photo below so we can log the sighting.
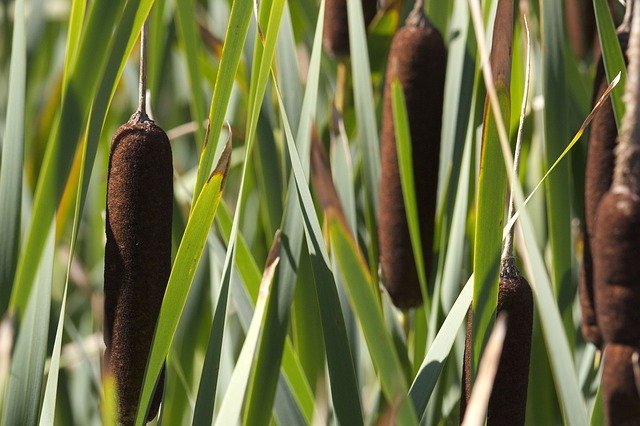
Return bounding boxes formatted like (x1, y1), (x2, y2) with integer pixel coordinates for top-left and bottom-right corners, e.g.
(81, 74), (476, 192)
(582, 24), (631, 348)
(602, 344), (640, 424)
(460, 274), (533, 426)
(565, 0), (596, 59)
(378, 2), (446, 309)
(323, 0), (377, 58)
(593, 0), (640, 423)
(104, 21), (172, 424)
(461, 2), (533, 424)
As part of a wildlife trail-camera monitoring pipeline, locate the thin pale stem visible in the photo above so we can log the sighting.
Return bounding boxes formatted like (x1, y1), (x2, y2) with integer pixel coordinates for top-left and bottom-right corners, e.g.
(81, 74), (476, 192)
(620, 0), (635, 32)
(614, 0), (640, 193)
(407, 0), (428, 27)
(136, 19), (149, 121)
(501, 12), (531, 277)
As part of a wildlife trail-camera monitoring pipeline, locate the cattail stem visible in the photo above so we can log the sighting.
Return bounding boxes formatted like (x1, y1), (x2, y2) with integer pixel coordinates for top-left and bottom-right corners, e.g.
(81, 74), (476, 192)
(500, 13), (531, 277)
(620, 0), (635, 32)
(407, 0), (427, 27)
(613, 0), (640, 194)
(136, 19), (149, 122)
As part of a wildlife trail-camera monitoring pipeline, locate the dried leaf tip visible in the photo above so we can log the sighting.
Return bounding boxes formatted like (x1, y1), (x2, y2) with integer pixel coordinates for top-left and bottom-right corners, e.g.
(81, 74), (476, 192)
(210, 136), (232, 187)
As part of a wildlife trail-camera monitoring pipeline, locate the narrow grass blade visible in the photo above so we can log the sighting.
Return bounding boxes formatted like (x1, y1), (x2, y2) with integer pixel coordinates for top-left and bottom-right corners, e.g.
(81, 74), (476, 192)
(328, 215), (418, 425)
(244, 2), (325, 421)
(175, 0), (206, 151)
(192, 0), (253, 201)
(2, 227), (54, 426)
(541, 0), (574, 341)
(391, 79), (431, 309)
(214, 235), (281, 425)
(593, 0), (627, 127)
(136, 147), (231, 425)
(409, 277), (472, 419)
(347, 0), (380, 213)
(0, 0), (26, 313)
(272, 71), (365, 426)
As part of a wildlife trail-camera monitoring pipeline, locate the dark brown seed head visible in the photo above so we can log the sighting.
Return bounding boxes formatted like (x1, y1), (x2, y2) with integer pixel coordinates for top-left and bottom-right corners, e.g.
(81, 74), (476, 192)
(460, 274), (533, 425)
(486, 274), (533, 426)
(378, 15), (446, 309)
(323, 0), (377, 59)
(581, 32), (629, 348)
(104, 118), (173, 424)
(593, 189), (640, 344)
(565, 0), (596, 59)
(602, 343), (640, 425)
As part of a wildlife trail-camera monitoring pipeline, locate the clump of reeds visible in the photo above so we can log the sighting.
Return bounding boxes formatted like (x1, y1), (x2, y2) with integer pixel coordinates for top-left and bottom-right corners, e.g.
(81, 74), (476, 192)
(104, 21), (172, 424)
(323, 0), (377, 58)
(593, 0), (640, 422)
(378, 0), (446, 309)
(581, 1), (633, 349)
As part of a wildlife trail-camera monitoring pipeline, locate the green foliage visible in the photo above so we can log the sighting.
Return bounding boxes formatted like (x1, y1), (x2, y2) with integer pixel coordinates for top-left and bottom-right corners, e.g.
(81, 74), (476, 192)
(0, 0), (620, 423)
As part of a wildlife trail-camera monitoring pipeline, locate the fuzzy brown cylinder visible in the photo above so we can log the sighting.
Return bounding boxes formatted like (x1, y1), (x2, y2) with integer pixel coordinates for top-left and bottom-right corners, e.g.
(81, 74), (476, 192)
(593, 190), (640, 344)
(460, 274), (533, 425)
(602, 344), (640, 425)
(566, 0), (596, 59)
(104, 118), (173, 424)
(378, 15), (446, 309)
(581, 32), (629, 348)
(323, 0), (377, 59)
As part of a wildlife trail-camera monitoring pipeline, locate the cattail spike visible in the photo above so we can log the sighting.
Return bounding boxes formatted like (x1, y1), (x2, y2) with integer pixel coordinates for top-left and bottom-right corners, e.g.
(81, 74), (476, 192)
(323, 0), (377, 59)
(378, 4), (446, 309)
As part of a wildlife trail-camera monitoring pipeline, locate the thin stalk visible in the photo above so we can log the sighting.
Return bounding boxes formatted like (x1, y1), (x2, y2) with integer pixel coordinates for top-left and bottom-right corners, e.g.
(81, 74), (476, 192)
(407, 0), (427, 27)
(134, 19), (150, 122)
(620, 0), (635, 33)
(613, 0), (640, 194)
(501, 12), (531, 277)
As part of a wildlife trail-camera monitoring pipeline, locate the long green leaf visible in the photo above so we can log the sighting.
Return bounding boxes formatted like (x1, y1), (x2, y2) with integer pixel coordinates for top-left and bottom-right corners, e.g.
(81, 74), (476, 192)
(136, 147), (230, 425)
(243, 2), (325, 421)
(0, 0), (26, 313)
(192, 0), (253, 202)
(2, 227), (53, 426)
(214, 236), (281, 424)
(329, 216), (417, 425)
(593, 0), (627, 127)
(390, 79), (431, 309)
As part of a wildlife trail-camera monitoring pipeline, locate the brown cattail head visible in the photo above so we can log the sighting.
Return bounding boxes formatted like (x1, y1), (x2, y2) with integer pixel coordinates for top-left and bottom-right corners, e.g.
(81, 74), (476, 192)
(104, 117), (173, 424)
(602, 344), (640, 425)
(460, 273), (533, 425)
(593, 190), (640, 344)
(486, 273), (533, 426)
(378, 9), (446, 309)
(581, 31), (630, 348)
(323, 0), (377, 59)
(460, 308), (473, 421)
(565, 0), (596, 59)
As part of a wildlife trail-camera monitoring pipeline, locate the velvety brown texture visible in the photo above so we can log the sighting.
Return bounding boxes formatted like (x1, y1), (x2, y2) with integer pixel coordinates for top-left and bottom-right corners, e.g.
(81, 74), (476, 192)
(582, 32), (629, 348)
(486, 274), (533, 426)
(104, 119), (173, 424)
(593, 190), (640, 344)
(460, 275), (533, 425)
(565, 0), (596, 59)
(323, 0), (377, 59)
(378, 21), (446, 309)
(603, 344), (640, 426)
